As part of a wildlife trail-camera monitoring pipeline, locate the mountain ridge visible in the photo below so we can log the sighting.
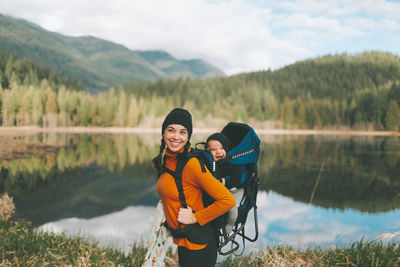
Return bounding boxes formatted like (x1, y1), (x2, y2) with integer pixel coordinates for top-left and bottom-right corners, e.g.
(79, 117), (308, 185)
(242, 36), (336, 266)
(0, 14), (225, 93)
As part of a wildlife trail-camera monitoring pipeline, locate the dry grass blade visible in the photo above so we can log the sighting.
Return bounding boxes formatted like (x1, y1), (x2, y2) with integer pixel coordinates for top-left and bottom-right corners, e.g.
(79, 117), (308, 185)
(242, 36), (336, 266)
(0, 193), (15, 222)
(164, 255), (179, 267)
(0, 260), (12, 267)
(309, 161), (325, 205)
(256, 246), (309, 267)
(375, 231), (400, 242)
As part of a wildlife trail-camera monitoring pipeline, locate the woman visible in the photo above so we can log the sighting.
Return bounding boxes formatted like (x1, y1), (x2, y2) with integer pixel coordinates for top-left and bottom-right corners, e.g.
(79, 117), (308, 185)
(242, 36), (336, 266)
(153, 108), (235, 267)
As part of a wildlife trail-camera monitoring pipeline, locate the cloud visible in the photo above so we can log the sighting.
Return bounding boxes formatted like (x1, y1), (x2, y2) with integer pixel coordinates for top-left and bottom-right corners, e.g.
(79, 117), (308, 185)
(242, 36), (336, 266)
(279, 14), (363, 37)
(37, 190), (400, 254)
(1, 0), (400, 75)
(255, 191), (363, 248)
(39, 205), (162, 253)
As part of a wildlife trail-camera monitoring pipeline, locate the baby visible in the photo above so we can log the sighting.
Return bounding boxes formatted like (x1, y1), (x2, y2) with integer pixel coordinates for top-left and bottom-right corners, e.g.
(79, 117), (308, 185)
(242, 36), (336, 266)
(206, 133), (244, 235)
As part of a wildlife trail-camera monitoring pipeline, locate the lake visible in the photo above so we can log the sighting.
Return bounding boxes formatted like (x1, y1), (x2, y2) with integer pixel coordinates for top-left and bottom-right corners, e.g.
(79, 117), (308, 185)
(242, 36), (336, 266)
(1, 131), (399, 254)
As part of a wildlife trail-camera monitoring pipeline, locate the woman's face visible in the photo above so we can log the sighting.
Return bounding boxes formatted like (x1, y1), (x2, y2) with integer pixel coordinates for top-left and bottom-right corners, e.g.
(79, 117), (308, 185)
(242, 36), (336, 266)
(163, 124), (189, 152)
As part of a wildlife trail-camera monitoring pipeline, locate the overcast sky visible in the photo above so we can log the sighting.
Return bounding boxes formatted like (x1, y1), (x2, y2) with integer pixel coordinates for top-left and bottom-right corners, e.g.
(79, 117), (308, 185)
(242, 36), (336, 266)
(2, 0), (400, 75)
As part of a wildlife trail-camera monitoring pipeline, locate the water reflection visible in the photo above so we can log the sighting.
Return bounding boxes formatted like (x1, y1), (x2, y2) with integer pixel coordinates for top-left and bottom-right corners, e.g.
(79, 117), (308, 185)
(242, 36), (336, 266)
(256, 191), (400, 249)
(0, 133), (399, 252)
(38, 190), (400, 254)
(260, 135), (400, 212)
(39, 205), (159, 254)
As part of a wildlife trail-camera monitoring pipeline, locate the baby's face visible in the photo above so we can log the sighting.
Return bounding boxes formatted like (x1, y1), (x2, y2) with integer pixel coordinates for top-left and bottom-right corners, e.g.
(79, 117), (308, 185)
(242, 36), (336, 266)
(207, 140), (226, 161)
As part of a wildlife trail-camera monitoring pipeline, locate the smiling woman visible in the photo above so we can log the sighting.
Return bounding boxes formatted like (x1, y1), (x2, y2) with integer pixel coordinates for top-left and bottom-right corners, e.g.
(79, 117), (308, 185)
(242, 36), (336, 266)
(152, 108), (235, 267)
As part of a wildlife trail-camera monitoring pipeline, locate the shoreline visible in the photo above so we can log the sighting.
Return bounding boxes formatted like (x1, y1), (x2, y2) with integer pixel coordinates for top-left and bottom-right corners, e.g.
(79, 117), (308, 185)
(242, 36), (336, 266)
(0, 126), (399, 136)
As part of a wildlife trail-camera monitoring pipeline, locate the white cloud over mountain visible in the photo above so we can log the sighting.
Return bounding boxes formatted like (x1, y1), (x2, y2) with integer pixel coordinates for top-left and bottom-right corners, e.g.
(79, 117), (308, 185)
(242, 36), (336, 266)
(2, 0), (399, 75)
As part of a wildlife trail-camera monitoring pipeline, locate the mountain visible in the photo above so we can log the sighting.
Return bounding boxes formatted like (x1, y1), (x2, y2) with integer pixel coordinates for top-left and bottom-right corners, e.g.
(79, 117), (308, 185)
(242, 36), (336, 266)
(0, 14), (224, 93)
(137, 50), (223, 79)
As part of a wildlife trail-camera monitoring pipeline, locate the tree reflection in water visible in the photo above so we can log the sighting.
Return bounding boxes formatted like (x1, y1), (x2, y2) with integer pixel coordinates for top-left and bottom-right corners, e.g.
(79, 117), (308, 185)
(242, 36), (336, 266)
(0, 133), (399, 249)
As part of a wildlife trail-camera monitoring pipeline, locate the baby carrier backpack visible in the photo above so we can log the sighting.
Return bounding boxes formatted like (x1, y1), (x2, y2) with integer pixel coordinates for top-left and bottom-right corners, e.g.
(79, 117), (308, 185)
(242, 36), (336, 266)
(195, 122), (261, 255)
(163, 122), (260, 256)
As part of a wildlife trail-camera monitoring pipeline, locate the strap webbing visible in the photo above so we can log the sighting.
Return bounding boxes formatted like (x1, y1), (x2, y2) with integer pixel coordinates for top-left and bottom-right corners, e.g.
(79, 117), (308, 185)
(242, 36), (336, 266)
(164, 161), (188, 209)
(163, 154), (190, 235)
(162, 151), (209, 236)
(162, 152), (207, 209)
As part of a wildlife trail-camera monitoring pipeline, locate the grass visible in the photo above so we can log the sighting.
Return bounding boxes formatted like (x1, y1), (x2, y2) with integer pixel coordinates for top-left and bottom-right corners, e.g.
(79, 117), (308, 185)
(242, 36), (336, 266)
(1, 219), (399, 267)
(0, 191), (174, 266)
(1, 193), (400, 266)
(0, 193), (14, 222)
(0, 219), (148, 266)
(219, 241), (400, 267)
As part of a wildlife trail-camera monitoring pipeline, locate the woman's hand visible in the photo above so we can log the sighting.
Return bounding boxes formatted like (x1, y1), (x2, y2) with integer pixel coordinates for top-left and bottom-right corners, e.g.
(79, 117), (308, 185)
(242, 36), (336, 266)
(177, 206), (197, 224)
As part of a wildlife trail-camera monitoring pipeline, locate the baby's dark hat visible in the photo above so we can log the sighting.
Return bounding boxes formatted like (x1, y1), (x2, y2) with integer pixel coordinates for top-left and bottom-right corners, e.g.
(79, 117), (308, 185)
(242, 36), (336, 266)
(162, 108), (193, 139)
(206, 133), (232, 152)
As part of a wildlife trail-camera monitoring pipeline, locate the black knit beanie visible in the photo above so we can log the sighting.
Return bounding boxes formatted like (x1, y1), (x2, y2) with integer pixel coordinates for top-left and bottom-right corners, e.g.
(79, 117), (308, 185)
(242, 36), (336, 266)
(162, 108), (193, 139)
(206, 133), (232, 152)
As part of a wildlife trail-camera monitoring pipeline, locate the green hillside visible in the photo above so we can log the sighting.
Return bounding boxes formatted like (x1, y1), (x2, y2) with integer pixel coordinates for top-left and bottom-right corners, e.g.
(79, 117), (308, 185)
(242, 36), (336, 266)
(0, 50), (84, 91)
(0, 25), (399, 131)
(237, 51), (400, 100)
(118, 51), (400, 130)
(137, 50), (223, 78)
(0, 14), (224, 93)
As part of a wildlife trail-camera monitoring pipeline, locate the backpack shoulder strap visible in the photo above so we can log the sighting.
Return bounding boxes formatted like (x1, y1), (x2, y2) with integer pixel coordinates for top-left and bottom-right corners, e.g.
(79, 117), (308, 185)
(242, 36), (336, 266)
(162, 150), (208, 209)
(163, 153), (189, 209)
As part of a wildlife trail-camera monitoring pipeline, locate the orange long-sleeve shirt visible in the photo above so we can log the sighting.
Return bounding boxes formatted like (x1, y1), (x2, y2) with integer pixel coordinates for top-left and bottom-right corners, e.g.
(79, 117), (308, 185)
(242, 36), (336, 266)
(157, 149), (236, 250)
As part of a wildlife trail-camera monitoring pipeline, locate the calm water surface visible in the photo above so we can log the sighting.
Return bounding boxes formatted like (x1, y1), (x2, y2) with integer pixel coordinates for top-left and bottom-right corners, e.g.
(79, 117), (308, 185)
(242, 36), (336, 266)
(1, 132), (399, 253)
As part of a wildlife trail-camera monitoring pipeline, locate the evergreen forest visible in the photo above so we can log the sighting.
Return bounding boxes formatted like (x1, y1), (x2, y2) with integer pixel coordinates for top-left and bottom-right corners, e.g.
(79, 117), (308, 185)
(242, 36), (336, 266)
(1, 49), (400, 131)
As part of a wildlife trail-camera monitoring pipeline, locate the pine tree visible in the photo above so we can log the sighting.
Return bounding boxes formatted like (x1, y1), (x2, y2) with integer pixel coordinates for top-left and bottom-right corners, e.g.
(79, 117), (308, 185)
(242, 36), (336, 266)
(295, 98), (307, 128)
(78, 95), (92, 126)
(57, 86), (68, 126)
(384, 100), (400, 131)
(44, 87), (58, 127)
(65, 91), (80, 126)
(0, 83), (2, 124)
(280, 98), (295, 128)
(32, 89), (43, 126)
(20, 85), (35, 125)
(116, 90), (127, 126)
(127, 96), (139, 127)
(45, 87), (58, 114)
